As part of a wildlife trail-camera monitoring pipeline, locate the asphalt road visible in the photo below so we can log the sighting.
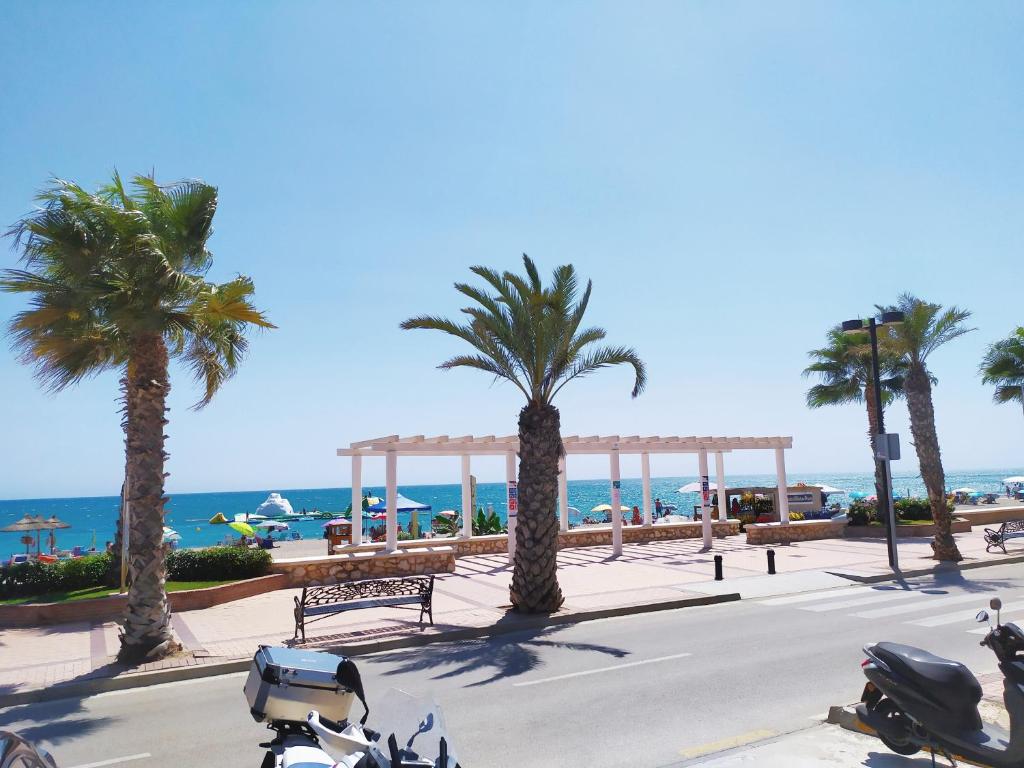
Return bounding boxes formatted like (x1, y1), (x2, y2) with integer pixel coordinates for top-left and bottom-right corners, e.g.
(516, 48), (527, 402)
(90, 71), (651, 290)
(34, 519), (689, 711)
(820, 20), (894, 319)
(4, 562), (1023, 768)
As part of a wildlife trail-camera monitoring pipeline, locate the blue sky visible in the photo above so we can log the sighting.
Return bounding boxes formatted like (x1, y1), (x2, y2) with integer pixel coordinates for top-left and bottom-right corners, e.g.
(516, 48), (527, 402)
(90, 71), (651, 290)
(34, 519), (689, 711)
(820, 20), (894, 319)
(1, 2), (1022, 499)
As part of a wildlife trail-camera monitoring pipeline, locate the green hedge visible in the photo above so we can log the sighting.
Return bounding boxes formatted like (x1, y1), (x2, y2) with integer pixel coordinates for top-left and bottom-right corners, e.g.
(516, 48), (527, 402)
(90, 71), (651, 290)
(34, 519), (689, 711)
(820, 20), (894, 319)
(166, 547), (272, 581)
(0, 553), (112, 599)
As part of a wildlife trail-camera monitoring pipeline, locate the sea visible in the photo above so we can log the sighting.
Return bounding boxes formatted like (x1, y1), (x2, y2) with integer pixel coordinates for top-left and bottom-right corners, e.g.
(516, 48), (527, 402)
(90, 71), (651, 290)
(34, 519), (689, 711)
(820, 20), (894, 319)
(2, 469), (1021, 553)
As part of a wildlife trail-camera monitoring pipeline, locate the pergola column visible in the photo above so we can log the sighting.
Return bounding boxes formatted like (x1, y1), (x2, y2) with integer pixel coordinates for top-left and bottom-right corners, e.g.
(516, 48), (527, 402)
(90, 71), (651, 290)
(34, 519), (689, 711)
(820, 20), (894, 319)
(558, 457), (569, 532)
(350, 454), (363, 547)
(610, 448), (623, 556)
(775, 446), (790, 526)
(506, 452), (517, 564)
(641, 452), (653, 527)
(714, 451), (728, 522)
(385, 450), (398, 551)
(461, 455), (472, 539)
(699, 448), (712, 548)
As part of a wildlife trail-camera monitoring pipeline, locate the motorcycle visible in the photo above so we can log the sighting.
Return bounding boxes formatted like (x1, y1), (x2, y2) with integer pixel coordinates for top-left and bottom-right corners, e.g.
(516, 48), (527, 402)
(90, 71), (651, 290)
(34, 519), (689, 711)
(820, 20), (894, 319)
(856, 597), (1024, 766)
(0, 731), (57, 768)
(245, 645), (459, 767)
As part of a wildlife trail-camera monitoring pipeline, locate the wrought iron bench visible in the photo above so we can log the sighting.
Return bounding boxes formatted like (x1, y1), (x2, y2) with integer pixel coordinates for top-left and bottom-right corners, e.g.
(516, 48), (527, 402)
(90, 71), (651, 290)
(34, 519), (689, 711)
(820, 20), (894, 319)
(293, 575), (434, 642)
(984, 520), (1024, 554)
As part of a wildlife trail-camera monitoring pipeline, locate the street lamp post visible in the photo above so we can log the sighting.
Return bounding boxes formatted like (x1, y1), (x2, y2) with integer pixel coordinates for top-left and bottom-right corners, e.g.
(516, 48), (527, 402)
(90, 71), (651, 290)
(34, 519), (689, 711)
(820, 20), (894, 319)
(842, 311), (905, 571)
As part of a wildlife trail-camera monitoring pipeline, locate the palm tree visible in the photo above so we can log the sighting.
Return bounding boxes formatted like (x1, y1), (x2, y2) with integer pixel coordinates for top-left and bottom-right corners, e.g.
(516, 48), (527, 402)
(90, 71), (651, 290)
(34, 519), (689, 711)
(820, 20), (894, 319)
(878, 294), (973, 562)
(402, 255), (645, 613)
(3, 173), (273, 661)
(980, 327), (1024, 425)
(803, 326), (905, 502)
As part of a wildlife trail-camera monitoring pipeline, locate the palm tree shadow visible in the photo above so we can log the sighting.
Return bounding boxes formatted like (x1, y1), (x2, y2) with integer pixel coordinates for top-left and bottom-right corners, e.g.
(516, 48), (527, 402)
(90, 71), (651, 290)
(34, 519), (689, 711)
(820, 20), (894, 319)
(364, 622), (629, 688)
(0, 694), (116, 746)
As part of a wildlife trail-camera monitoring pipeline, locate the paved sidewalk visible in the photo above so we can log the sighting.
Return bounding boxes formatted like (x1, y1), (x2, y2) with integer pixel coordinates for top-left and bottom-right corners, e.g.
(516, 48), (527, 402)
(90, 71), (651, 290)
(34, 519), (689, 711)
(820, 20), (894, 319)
(0, 528), (1013, 703)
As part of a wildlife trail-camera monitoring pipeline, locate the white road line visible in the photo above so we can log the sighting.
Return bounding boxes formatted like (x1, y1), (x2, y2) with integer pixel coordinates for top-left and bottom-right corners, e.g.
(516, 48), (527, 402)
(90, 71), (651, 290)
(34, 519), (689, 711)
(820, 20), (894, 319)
(759, 587), (875, 606)
(512, 652), (692, 687)
(854, 592), (992, 621)
(901, 594), (1003, 626)
(67, 753), (151, 768)
(801, 589), (923, 612)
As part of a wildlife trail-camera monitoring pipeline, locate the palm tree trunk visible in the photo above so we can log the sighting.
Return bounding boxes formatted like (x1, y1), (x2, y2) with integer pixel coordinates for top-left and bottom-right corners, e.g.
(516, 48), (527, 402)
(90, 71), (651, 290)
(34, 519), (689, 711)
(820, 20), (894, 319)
(905, 363), (962, 562)
(863, 382), (886, 517)
(511, 402), (565, 613)
(118, 333), (179, 662)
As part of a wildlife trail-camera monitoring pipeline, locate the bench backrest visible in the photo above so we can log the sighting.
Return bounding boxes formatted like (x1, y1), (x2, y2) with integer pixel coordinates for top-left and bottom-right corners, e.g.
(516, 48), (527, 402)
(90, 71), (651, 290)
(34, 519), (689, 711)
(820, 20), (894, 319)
(303, 576), (432, 607)
(1006, 520), (1024, 534)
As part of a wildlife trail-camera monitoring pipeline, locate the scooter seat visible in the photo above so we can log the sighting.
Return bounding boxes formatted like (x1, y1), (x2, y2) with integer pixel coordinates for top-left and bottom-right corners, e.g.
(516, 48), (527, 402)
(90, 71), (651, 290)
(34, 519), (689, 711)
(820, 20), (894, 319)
(874, 642), (982, 710)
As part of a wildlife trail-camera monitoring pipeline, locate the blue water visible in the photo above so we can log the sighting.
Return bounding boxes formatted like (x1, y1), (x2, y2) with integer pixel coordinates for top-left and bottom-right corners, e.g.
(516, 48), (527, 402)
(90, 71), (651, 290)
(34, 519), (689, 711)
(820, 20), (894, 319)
(2, 469), (1021, 553)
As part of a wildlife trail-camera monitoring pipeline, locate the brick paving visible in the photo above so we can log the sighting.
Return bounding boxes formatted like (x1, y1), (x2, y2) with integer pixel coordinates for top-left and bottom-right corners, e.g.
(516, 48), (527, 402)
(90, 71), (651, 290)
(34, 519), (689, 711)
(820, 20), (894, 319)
(0, 528), (1011, 701)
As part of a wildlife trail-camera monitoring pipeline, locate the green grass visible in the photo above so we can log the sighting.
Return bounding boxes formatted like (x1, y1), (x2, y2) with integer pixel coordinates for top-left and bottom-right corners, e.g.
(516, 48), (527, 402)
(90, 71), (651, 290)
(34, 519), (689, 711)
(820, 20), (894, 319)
(0, 579), (237, 605)
(867, 519), (934, 527)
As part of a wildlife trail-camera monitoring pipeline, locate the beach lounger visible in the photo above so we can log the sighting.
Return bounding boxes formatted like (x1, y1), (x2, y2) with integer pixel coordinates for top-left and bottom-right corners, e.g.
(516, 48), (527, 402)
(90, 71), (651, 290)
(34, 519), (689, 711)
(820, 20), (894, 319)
(290, 530), (302, 541)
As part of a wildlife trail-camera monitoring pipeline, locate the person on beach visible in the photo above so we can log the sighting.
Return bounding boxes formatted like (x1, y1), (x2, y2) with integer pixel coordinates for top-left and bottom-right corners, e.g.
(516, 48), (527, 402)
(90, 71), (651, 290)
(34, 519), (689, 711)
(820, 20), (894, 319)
(631, 506), (641, 525)
(655, 498), (663, 518)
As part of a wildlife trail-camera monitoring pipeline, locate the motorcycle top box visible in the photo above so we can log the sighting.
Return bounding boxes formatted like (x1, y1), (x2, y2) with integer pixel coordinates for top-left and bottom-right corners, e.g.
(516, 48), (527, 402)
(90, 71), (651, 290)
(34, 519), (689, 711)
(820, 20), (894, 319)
(244, 645), (356, 726)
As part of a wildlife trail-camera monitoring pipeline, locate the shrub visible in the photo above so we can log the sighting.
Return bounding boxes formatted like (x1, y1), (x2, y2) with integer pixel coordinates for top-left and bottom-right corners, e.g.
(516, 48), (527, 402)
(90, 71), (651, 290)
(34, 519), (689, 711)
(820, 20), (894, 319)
(789, 511), (805, 521)
(894, 497), (932, 521)
(847, 499), (877, 527)
(166, 547), (271, 582)
(0, 552), (112, 599)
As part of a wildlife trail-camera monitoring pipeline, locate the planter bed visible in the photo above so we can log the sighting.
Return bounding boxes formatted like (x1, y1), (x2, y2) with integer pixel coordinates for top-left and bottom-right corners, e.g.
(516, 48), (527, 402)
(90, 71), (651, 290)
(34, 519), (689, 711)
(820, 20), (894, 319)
(843, 517), (972, 538)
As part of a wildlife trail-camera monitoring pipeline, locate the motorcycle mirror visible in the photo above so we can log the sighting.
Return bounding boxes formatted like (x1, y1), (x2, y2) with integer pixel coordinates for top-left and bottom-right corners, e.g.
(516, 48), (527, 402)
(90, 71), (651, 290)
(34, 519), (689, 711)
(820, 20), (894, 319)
(977, 610), (990, 623)
(991, 597), (1003, 611)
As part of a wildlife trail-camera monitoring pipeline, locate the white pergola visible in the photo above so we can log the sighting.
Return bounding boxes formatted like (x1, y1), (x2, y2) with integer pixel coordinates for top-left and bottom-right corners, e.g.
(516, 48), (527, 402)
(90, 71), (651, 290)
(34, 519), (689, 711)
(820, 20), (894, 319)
(337, 434), (794, 556)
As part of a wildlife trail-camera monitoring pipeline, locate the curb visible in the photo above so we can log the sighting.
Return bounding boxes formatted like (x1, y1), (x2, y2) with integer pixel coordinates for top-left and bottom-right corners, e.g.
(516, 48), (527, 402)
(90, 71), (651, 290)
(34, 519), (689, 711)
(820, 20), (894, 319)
(0, 592), (739, 708)
(826, 704), (862, 732)
(828, 553), (1024, 584)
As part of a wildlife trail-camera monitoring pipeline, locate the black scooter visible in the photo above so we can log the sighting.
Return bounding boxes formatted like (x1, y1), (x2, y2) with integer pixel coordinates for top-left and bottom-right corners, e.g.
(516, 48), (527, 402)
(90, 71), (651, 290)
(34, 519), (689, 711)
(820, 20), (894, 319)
(856, 597), (1024, 766)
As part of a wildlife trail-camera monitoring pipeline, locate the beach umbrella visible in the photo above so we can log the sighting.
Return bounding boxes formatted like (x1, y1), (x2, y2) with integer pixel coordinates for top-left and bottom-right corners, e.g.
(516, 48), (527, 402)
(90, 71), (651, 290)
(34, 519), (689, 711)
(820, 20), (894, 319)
(2, 514), (55, 554)
(366, 494), (432, 513)
(952, 487), (977, 494)
(567, 506), (581, 516)
(1003, 476), (1024, 484)
(254, 520), (289, 531)
(849, 491), (868, 500)
(162, 527), (181, 543)
(228, 521), (254, 537)
(321, 518), (348, 527)
(438, 510), (458, 517)
(590, 504), (630, 513)
(677, 481), (717, 494)
(209, 512), (229, 524)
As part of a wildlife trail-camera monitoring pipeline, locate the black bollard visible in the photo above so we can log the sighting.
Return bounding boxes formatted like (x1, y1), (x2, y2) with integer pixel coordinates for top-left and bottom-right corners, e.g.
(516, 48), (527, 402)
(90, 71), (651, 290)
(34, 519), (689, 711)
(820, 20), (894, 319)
(767, 548), (776, 575)
(714, 554), (723, 581)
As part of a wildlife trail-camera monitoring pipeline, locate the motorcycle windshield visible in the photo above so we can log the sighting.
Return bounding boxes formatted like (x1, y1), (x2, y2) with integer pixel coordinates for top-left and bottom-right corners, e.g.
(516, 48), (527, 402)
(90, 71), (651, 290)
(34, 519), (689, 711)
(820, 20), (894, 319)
(371, 689), (456, 765)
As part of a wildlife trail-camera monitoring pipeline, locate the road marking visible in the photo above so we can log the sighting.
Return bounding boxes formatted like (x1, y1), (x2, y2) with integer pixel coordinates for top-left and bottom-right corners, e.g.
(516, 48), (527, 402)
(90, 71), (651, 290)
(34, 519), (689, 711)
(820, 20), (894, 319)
(801, 589), (922, 612)
(512, 652), (691, 687)
(67, 754), (151, 768)
(855, 591), (991, 621)
(759, 587), (874, 606)
(679, 729), (776, 759)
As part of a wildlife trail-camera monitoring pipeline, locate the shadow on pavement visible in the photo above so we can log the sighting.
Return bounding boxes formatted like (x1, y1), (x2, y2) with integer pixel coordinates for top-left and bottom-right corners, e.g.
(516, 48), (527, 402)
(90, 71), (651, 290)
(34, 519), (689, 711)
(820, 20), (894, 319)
(0, 695), (116, 746)
(364, 620), (629, 687)
(863, 749), (941, 766)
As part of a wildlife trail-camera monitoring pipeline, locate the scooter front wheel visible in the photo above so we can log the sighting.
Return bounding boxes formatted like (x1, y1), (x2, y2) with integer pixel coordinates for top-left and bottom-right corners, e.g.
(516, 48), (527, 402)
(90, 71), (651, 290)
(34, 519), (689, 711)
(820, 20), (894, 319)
(873, 699), (920, 756)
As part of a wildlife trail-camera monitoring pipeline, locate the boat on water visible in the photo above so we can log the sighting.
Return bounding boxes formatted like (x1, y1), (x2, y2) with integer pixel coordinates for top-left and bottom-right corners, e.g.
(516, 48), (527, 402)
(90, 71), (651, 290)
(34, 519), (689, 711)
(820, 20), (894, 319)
(256, 493), (294, 518)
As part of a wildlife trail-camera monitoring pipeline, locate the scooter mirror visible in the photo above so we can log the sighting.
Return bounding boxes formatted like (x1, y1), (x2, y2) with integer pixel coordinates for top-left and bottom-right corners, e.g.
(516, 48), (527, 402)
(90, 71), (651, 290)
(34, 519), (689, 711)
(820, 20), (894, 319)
(976, 610), (989, 623)
(991, 597), (1003, 611)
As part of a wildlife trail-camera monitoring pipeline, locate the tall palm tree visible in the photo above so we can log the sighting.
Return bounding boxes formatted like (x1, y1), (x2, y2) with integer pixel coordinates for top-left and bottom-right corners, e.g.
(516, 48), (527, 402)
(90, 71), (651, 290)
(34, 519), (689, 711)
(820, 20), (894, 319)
(803, 326), (905, 500)
(402, 255), (645, 613)
(3, 173), (273, 661)
(980, 327), (1024, 425)
(878, 294), (973, 562)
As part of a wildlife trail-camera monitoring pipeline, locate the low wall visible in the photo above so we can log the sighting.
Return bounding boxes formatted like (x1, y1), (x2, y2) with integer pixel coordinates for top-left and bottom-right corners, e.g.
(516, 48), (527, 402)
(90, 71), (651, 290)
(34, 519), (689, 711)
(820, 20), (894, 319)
(330, 522), (741, 560)
(746, 519), (847, 545)
(559, 520), (739, 548)
(0, 574), (287, 627)
(843, 518), (972, 538)
(273, 546), (457, 588)
(957, 507), (1024, 526)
